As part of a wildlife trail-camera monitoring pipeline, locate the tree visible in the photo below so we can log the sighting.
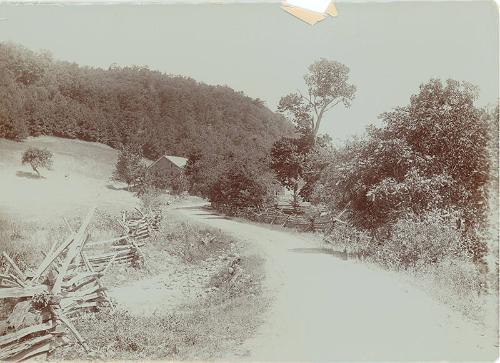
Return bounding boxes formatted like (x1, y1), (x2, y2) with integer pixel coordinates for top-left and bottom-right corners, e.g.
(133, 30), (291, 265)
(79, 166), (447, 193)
(112, 146), (145, 189)
(21, 147), (53, 177)
(270, 136), (311, 208)
(315, 79), (492, 261)
(299, 134), (334, 201)
(208, 154), (279, 214)
(278, 59), (356, 140)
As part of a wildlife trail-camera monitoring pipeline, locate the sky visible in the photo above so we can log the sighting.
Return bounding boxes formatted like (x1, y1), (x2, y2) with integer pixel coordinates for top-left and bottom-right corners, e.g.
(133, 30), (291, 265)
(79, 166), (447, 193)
(0, 1), (498, 142)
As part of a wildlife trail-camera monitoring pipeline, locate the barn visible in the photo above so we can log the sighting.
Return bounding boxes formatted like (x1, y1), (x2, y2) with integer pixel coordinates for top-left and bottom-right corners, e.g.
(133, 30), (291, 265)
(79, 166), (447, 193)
(146, 155), (188, 187)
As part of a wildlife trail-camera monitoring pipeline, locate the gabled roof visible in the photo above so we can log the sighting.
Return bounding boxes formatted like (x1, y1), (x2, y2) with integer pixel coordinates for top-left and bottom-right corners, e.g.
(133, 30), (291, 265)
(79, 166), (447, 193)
(164, 155), (188, 168)
(148, 155), (188, 169)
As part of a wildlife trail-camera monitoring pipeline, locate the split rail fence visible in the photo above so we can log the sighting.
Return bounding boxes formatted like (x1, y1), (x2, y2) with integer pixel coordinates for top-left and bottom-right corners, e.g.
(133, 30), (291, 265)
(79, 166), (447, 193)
(0, 206), (162, 361)
(248, 204), (349, 233)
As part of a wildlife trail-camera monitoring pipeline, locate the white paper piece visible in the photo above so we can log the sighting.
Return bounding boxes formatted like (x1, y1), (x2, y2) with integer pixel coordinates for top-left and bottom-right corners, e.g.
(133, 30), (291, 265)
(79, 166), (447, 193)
(285, 0), (331, 13)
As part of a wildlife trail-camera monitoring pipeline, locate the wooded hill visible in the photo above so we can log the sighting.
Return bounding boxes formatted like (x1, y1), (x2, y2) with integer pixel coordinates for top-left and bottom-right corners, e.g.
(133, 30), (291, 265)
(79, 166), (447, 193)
(0, 42), (293, 161)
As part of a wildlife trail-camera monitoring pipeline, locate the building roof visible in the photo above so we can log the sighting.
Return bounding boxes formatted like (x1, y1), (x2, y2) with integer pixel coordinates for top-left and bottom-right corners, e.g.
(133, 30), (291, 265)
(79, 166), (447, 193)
(148, 155), (188, 169)
(164, 155), (188, 168)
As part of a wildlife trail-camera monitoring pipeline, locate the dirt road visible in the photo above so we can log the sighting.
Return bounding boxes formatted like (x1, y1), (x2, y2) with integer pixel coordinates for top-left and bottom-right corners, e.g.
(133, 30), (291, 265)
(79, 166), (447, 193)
(177, 202), (498, 362)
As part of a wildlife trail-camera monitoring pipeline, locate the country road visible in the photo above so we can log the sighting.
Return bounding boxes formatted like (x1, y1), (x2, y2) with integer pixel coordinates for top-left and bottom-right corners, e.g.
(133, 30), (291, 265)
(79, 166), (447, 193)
(177, 202), (498, 362)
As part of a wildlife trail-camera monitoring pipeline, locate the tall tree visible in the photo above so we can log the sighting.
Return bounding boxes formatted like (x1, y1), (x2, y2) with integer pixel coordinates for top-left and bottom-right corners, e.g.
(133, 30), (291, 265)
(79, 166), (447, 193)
(278, 59), (356, 140)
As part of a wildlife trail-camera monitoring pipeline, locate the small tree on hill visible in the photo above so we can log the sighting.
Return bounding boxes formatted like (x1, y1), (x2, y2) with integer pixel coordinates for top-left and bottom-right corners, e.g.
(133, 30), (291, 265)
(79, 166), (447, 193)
(112, 146), (145, 189)
(21, 147), (53, 177)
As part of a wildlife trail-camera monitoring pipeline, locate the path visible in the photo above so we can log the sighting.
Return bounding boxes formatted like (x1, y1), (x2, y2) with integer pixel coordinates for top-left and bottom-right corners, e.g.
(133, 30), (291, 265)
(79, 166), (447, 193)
(177, 202), (498, 362)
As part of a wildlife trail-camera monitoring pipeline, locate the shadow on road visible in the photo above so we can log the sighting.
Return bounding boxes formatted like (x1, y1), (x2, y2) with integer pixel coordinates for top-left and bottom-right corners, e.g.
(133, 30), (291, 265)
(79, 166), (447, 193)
(289, 247), (348, 260)
(176, 205), (212, 211)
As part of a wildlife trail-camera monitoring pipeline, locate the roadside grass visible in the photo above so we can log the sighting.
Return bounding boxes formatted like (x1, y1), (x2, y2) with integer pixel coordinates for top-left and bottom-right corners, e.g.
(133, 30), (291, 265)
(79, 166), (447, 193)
(54, 257), (265, 360)
(151, 210), (236, 264)
(50, 204), (267, 360)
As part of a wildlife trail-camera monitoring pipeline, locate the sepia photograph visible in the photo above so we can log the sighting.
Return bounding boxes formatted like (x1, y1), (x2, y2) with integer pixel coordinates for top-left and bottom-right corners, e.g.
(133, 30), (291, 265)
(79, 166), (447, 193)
(0, 0), (498, 361)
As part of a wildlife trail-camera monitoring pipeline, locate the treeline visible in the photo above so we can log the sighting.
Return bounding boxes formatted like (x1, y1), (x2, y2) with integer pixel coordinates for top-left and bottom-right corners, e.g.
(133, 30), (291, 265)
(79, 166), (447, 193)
(0, 42), (293, 173)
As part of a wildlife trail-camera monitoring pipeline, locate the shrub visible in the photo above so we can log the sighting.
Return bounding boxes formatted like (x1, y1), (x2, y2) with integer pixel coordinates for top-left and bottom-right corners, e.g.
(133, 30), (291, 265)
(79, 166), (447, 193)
(323, 223), (371, 253)
(374, 209), (473, 270)
(112, 146), (145, 188)
(209, 164), (279, 215)
(134, 184), (164, 210)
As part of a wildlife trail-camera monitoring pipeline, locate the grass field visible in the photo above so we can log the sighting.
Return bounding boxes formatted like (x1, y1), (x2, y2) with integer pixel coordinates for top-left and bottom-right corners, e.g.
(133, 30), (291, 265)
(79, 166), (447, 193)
(0, 136), (139, 223)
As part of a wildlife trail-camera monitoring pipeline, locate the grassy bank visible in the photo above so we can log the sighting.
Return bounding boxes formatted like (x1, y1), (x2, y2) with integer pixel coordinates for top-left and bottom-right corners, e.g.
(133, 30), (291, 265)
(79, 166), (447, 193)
(49, 204), (266, 360)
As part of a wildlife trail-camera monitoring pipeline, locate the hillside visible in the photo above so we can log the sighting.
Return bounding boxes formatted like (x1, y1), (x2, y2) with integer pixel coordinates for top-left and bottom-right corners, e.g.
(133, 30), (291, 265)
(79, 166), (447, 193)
(0, 42), (293, 162)
(0, 136), (139, 223)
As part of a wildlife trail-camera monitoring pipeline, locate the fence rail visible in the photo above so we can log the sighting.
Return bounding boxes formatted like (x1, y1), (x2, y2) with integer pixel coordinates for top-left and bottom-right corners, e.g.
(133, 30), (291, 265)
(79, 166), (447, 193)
(0, 206), (162, 360)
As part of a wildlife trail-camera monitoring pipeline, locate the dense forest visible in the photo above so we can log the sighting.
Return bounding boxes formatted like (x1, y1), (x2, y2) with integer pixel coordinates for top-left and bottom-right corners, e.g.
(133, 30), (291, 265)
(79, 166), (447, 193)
(0, 42), (293, 165)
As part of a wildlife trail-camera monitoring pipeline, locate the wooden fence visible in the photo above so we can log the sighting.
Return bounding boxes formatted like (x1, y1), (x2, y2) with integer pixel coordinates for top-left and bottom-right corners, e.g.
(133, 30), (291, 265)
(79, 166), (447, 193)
(0, 206), (161, 360)
(247, 205), (348, 233)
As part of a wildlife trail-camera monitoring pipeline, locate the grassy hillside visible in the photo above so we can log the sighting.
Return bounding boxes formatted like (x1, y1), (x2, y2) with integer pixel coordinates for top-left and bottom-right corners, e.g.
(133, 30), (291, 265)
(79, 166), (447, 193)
(0, 136), (139, 223)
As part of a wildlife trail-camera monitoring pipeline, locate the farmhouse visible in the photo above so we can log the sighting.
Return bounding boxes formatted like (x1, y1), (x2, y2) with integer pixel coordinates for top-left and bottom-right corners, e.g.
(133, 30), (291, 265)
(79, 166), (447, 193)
(147, 155), (188, 185)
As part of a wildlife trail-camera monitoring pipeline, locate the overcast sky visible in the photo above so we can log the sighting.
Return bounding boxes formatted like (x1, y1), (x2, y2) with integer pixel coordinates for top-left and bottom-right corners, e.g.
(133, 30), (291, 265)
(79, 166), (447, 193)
(0, 1), (498, 142)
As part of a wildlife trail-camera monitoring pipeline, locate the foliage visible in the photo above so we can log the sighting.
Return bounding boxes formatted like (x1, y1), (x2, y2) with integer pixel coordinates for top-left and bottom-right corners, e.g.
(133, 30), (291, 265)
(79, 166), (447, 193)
(273, 58), (354, 205)
(374, 209), (467, 270)
(278, 59), (356, 139)
(21, 146), (53, 176)
(316, 79), (492, 241)
(112, 145), (145, 188)
(207, 155), (280, 215)
(323, 223), (372, 252)
(270, 136), (311, 207)
(154, 218), (234, 264)
(299, 135), (335, 201)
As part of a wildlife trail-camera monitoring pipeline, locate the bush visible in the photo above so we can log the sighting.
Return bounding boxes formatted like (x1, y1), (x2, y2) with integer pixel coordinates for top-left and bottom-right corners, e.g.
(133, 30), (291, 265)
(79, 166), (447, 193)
(112, 146), (145, 188)
(140, 168), (189, 196)
(374, 209), (476, 270)
(209, 164), (279, 215)
(323, 223), (371, 253)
